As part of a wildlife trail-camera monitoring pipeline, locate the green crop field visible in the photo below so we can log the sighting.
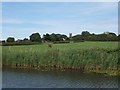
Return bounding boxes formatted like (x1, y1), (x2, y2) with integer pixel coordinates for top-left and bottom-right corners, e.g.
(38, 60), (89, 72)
(2, 41), (120, 75)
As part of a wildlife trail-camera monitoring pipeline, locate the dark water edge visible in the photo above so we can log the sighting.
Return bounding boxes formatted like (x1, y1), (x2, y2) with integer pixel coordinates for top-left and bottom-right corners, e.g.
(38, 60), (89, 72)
(2, 67), (119, 88)
(2, 64), (119, 76)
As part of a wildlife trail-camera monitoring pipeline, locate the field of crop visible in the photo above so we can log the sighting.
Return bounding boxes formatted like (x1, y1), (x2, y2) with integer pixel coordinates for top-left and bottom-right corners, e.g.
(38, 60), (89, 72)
(2, 42), (120, 75)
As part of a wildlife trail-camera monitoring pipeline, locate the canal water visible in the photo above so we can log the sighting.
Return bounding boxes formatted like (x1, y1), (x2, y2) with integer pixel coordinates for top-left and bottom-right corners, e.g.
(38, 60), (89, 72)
(2, 68), (118, 88)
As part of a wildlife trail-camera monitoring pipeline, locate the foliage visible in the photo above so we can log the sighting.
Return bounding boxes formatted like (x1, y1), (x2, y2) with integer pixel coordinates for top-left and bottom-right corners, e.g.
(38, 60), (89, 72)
(23, 38), (29, 41)
(30, 33), (41, 42)
(72, 35), (84, 42)
(72, 31), (118, 42)
(43, 33), (69, 42)
(2, 42), (41, 46)
(2, 31), (119, 46)
(53, 41), (70, 44)
(6, 37), (15, 43)
(2, 42), (119, 73)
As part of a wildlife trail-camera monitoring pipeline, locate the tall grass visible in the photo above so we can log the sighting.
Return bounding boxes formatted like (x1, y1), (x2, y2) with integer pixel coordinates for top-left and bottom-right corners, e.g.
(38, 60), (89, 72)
(2, 42), (119, 74)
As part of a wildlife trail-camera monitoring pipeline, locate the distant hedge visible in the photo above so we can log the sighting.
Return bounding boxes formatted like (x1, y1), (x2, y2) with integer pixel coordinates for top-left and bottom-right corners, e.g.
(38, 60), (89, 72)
(1, 42), (41, 46)
(53, 41), (70, 44)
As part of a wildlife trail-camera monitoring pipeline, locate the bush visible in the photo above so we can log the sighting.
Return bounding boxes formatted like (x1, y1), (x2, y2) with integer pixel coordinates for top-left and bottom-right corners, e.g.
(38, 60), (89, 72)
(2, 42), (41, 46)
(6, 37), (15, 43)
(53, 41), (70, 44)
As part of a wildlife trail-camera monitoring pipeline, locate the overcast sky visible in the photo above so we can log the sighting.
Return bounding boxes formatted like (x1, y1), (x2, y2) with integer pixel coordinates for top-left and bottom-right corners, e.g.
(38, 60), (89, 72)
(1, 2), (118, 40)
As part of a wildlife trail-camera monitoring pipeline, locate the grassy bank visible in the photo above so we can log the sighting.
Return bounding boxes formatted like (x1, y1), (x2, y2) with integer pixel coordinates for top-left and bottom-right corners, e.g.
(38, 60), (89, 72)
(2, 42), (120, 76)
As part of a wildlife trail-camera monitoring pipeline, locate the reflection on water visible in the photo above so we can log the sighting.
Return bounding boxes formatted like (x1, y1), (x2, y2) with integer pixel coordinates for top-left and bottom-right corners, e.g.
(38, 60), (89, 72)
(2, 68), (118, 88)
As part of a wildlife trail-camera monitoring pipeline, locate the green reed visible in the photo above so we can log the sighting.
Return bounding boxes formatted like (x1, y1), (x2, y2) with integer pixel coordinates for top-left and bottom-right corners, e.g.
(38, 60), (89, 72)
(2, 42), (119, 73)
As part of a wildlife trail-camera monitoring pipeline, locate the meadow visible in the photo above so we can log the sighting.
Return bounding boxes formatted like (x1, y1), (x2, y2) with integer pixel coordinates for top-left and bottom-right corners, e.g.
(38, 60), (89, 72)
(2, 42), (120, 75)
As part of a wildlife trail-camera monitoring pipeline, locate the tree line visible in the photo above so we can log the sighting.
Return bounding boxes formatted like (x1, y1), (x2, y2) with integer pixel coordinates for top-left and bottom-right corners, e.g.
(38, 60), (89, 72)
(1, 31), (120, 46)
(72, 31), (119, 42)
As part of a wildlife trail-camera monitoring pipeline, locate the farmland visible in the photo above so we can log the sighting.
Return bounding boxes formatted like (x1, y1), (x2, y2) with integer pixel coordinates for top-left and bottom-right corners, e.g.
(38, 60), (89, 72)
(2, 42), (120, 76)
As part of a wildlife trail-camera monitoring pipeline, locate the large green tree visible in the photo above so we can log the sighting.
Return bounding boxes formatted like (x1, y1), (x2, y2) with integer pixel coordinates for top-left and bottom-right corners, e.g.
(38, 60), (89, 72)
(30, 33), (41, 42)
(43, 33), (51, 41)
(6, 37), (15, 42)
(81, 31), (91, 40)
(81, 31), (90, 37)
(43, 33), (69, 42)
(50, 33), (57, 42)
(72, 35), (83, 42)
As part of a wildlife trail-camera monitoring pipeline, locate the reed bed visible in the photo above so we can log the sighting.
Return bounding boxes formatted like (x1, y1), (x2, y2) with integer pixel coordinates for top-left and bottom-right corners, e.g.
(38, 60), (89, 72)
(2, 42), (119, 75)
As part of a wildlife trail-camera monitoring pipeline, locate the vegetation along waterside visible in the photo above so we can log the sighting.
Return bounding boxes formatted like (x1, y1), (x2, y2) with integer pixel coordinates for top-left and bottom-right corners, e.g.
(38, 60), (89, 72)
(2, 42), (120, 76)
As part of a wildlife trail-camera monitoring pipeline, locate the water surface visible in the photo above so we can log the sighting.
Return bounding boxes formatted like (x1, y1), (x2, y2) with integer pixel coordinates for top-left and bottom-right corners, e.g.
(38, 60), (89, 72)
(2, 68), (118, 88)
